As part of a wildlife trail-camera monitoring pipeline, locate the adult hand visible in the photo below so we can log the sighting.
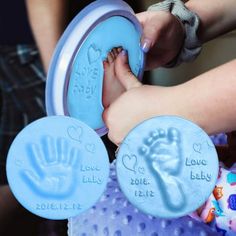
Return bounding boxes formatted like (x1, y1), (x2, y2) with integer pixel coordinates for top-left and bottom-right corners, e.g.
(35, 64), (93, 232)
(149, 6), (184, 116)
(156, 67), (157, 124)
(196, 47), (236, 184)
(137, 10), (185, 70)
(103, 49), (236, 145)
(103, 50), (179, 145)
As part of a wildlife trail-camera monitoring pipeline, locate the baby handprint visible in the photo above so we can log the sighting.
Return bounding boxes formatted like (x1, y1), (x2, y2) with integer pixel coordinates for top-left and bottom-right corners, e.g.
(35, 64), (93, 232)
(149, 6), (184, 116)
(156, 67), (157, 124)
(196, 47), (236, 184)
(21, 135), (80, 198)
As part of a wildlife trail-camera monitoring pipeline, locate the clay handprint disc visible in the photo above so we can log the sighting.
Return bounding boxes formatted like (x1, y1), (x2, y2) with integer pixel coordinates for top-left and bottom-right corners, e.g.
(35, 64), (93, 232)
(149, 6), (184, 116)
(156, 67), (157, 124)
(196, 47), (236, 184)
(6, 116), (109, 219)
(116, 116), (219, 218)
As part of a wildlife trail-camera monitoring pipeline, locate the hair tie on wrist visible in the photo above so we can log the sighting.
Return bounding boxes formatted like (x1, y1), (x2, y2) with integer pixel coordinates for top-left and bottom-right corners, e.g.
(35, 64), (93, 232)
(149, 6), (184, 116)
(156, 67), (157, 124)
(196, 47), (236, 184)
(148, 0), (202, 67)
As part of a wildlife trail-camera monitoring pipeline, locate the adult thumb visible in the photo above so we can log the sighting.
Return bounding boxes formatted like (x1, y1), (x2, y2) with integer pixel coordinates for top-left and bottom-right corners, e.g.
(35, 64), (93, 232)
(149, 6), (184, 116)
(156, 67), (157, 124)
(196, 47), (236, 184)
(114, 50), (142, 91)
(137, 12), (161, 53)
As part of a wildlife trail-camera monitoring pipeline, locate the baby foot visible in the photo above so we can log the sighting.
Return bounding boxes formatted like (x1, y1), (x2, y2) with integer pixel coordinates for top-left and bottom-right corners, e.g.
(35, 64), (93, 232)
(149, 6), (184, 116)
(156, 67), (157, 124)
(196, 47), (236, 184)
(139, 128), (186, 210)
(102, 47), (125, 108)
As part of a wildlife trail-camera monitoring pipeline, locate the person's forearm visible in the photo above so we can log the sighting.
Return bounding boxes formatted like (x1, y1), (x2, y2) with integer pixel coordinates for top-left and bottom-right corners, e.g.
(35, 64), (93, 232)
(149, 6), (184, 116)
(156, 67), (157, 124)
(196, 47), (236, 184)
(185, 0), (236, 42)
(172, 59), (236, 134)
(25, 0), (69, 72)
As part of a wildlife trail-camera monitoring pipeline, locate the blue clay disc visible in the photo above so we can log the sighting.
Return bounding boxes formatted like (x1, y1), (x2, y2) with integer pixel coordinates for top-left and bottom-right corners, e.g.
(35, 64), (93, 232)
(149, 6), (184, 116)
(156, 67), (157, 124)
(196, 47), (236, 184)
(67, 15), (143, 131)
(116, 116), (219, 218)
(46, 0), (145, 136)
(6, 116), (109, 220)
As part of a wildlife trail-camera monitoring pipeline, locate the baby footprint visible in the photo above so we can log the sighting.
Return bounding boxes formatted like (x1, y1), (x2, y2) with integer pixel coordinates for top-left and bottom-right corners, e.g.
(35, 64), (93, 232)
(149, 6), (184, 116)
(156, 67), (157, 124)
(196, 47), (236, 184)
(139, 127), (186, 211)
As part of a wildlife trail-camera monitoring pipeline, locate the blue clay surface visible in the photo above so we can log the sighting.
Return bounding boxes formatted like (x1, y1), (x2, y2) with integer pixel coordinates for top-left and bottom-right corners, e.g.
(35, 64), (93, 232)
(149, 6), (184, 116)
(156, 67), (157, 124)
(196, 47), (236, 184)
(6, 116), (109, 220)
(116, 116), (219, 218)
(68, 161), (220, 236)
(67, 16), (143, 130)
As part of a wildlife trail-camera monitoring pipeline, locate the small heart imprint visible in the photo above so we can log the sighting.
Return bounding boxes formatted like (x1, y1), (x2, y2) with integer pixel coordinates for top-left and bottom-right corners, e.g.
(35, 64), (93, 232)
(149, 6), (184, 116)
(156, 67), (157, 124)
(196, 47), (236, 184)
(15, 160), (23, 167)
(88, 44), (101, 64)
(67, 126), (83, 143)
(138, 167), (145, 175)
(193, 143), (201, 153)
(122, 154), (137, 173)
(85, 143), (96, 153)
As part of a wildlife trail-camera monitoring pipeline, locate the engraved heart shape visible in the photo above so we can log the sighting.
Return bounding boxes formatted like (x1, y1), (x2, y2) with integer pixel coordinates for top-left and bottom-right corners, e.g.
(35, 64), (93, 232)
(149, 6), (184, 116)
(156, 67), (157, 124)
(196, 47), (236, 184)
(15, 160), (23, 167)
(193, 143), (201, 153)
(88, 44), (101, 64)
(207, 140), (214, 148)
(122, 154), (137, 173)
(85, 143), (96, 153)
(138, 167), (145, 175)
(67, 126), (83, 143)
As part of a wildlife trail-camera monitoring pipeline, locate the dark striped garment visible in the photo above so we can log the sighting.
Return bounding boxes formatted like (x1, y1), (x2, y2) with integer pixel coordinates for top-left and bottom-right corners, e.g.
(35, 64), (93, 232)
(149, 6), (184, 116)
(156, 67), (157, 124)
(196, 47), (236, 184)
(0, 45), (46, 184)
